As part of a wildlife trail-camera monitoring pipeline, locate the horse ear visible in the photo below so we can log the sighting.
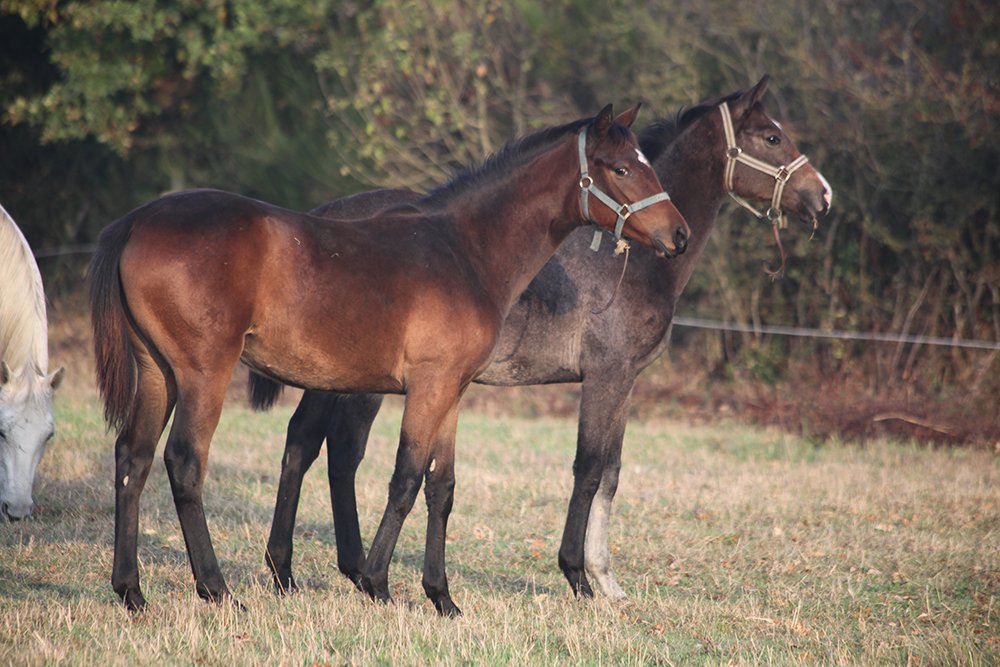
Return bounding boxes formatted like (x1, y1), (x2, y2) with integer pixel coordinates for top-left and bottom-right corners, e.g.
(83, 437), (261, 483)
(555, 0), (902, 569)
(48, 366), (65, 391)
(748, 74), (770, 105)
(614, 103), (642, 129)
(593, 104), (614, 137)
(1, 361), (10, 385)
(732, 74), (771, 120)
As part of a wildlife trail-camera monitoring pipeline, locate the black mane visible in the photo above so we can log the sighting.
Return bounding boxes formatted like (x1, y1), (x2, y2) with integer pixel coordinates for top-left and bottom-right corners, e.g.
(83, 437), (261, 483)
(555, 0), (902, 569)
(422, 116), (633, 207)
(638, 89), (748, 162)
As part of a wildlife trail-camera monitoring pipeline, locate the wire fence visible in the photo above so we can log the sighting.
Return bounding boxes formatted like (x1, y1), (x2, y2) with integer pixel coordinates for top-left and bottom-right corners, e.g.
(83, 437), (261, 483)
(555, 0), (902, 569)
(35, 244), (1000, 352)
(673, 317), (1000, 351)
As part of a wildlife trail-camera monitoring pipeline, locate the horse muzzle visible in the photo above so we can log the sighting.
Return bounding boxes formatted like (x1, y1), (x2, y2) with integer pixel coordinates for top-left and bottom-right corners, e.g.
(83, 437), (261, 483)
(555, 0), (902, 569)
(1, 498), (33, 521)
(652, 224), (689, 258)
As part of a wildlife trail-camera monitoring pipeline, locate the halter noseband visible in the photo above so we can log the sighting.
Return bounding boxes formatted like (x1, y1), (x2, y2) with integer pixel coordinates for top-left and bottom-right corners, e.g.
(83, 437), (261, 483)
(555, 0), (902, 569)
(718, 101), (809, 229)
(577, 128), (672, 252)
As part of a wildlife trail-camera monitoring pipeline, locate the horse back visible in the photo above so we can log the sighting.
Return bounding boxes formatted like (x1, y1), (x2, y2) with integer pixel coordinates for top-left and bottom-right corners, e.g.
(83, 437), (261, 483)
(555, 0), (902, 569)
(116, 189), (501, 394)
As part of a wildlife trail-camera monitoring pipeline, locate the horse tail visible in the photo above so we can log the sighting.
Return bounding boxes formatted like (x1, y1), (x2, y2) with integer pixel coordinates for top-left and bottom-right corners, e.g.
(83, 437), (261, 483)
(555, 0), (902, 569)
(248, 371), (284, 411)
(88, 218), (136, 432)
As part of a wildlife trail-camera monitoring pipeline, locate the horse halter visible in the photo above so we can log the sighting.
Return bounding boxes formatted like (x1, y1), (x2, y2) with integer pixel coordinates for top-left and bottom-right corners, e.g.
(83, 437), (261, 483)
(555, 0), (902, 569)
(577, 128), (672, 252)
(719, 101), (809, 229)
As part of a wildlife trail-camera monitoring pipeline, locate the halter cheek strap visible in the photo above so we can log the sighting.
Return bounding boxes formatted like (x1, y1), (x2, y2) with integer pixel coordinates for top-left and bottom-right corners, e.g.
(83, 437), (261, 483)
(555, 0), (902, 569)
(719, 101), (809, 229)
(577, 128), (672, 252)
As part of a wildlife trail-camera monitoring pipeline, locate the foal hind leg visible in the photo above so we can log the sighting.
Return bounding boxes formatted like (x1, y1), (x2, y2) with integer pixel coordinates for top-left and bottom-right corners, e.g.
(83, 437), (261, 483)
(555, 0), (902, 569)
(421, 405), (460, 616)
(558, 374), (633, 598)
(326, 393), (383, 586)
(265, 390), (337, 594)
(163, 367), (238, 605)
(111, 343), (176, 611)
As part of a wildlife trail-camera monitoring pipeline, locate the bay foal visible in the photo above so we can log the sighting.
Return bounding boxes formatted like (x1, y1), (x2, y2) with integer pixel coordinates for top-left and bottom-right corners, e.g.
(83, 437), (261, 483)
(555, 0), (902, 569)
(89, 106), (689, 614)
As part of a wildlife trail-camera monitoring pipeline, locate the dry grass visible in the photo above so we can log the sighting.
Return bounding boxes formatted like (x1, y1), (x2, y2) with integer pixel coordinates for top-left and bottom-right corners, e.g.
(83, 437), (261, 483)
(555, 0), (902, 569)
(0, 301), (996, 664)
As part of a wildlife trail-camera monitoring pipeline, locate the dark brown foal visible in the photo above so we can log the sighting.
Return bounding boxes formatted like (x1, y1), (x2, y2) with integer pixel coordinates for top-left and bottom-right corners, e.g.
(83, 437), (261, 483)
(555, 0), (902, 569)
(256, 76), (832, 601)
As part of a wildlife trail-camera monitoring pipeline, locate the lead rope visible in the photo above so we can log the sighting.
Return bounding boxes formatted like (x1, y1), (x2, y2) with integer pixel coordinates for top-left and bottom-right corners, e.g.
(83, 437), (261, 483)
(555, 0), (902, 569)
(590, 239), (630, 315)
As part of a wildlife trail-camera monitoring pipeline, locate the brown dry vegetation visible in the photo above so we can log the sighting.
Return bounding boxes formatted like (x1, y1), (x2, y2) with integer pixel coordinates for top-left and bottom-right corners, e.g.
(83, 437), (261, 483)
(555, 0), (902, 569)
(45, 284), (1000, 449)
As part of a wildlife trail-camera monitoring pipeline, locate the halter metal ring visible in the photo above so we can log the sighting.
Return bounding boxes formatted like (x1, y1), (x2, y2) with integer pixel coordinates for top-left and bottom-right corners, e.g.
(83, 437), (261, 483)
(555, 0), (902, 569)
(579, 175), (593, 189)
(617, 204), (632, 220)
(775, 166), (790, 182)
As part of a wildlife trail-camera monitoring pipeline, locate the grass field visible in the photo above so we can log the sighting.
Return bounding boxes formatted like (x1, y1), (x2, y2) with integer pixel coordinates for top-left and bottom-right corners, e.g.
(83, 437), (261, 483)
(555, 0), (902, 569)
(1, 348), (998, 664)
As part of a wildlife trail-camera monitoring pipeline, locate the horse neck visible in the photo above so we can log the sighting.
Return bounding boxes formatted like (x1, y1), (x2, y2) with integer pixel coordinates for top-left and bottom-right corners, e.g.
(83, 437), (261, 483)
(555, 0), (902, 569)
(651, 117), (728, 296)
(445, 141), (581, 314)
(0, 214), (49, 374)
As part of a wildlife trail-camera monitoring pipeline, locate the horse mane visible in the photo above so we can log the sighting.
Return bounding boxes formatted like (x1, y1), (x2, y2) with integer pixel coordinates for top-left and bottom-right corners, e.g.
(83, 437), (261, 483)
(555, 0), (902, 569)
(422, 115), (632, 207)
(0, 204), (48, 374)
(638, 89), (748, 162)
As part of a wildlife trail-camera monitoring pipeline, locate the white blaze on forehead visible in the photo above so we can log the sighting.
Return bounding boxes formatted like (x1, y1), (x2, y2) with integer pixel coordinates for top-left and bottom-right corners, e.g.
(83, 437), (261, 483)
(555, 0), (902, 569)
(635, 148), (652, 167)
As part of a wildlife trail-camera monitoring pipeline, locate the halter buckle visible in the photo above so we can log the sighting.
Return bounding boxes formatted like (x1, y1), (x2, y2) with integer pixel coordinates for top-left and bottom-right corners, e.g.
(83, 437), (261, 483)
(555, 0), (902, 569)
(616, 204), (632, 220)
(775, 166), (790, 182)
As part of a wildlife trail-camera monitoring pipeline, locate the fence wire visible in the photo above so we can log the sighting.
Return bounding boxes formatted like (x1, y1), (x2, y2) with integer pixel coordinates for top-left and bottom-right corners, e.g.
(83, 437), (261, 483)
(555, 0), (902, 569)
(673, 317), (1000, 351)
(35, 245), (1000, 351)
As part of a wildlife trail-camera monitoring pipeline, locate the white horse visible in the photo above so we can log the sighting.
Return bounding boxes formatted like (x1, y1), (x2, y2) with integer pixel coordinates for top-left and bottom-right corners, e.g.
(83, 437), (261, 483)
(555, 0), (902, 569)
(0, 203), (63, 520)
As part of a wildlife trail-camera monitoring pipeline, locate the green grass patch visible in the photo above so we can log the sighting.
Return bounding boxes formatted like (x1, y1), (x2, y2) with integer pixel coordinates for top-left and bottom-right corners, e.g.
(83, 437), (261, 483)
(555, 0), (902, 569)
(1, 393), (996, 665)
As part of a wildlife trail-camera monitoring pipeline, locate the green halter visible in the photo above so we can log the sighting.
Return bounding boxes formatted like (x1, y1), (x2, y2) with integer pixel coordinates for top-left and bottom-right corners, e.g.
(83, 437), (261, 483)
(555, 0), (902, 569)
(577, 128), (672, 252)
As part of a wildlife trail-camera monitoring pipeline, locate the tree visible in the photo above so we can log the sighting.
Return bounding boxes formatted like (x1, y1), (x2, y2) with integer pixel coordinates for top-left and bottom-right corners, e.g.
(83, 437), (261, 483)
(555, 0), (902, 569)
(1, 0), (354, 240)
(314, 0), (577, 190)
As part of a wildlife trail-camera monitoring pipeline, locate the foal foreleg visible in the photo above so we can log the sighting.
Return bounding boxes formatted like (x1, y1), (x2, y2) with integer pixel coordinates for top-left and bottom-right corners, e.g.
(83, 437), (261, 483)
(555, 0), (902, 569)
(265, 390), (337, 594)
(421, 406), (460, 616)
(558, 375), (633, 598)
(326, 393), (384, 586)
(360, 385), (458, 606)
(584, 448), (627, 600)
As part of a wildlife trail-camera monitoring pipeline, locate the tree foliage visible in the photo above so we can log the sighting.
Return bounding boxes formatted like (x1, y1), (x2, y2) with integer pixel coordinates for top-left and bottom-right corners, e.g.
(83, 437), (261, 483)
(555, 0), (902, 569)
(1, 0), (997, 391)
(314, 0), (577, 189)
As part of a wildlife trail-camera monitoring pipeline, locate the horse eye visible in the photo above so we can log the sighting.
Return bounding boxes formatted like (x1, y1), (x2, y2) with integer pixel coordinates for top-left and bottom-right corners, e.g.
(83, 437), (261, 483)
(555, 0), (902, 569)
(613, 166), (629, 177)
(766, 135), (781, 146)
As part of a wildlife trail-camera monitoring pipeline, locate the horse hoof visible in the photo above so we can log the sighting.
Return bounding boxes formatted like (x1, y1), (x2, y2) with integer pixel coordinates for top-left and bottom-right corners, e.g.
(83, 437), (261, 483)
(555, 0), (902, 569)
(272, 573), (298, 596)
(360, 576), (392, 605)
(342, 568), (365, 590)
(434, 597), (462, 618)
(121, 589), (148, 613)
(574, 580), (594, 599)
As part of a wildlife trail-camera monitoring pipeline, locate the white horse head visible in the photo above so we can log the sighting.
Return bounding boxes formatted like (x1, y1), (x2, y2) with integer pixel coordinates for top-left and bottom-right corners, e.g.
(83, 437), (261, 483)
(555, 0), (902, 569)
(0, 363), (63, 519)
(0, 204), (64, 520)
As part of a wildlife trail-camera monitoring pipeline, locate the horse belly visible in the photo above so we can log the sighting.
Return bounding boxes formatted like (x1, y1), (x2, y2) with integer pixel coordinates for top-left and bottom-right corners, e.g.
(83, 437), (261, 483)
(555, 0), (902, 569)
(477, 313), (583, 386)
(241, 319), (406, 394)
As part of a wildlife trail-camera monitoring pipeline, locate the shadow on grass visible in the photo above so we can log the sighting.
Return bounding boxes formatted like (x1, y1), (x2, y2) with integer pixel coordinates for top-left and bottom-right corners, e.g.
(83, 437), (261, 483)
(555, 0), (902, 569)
(0, 566), (86, 602)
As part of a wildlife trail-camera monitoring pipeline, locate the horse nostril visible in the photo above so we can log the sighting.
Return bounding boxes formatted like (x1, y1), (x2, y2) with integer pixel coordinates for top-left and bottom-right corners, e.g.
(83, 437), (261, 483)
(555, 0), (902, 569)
(1, 501), (30, 521)
(674, 226), (689, 253)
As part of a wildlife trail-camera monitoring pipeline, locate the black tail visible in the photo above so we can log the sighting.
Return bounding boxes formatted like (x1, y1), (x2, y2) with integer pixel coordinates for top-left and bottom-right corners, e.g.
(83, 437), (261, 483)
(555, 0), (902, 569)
(248, 370), (284, 411)
(88, 218), (137, 432)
